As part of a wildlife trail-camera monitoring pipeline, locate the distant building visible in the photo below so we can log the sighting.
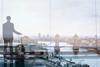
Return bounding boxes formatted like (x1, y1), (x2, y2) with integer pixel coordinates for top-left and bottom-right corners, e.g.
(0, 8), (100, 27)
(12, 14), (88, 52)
(21, 36), (32, 44)
(0, 37), (2, 43)
(0, 37), (3, 43)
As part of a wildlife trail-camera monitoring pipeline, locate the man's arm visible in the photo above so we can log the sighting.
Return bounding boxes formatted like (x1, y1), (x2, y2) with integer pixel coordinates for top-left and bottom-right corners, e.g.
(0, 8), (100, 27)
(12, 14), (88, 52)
(13, 29), (22, 35)
(13, 23), (22, 35)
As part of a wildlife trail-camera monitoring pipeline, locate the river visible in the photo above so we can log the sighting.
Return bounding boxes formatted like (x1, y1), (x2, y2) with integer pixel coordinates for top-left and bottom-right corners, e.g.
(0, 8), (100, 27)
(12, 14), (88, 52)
(0, 42), (100, 67)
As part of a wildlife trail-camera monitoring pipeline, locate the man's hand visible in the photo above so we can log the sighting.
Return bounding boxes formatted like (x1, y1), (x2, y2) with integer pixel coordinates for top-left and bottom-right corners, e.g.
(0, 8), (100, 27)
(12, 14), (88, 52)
(19, 33), (22, 35)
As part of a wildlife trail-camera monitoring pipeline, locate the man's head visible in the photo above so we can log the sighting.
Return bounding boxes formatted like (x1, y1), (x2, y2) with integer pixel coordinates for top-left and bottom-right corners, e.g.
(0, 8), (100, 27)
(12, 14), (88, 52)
(6, 16), (11, 21)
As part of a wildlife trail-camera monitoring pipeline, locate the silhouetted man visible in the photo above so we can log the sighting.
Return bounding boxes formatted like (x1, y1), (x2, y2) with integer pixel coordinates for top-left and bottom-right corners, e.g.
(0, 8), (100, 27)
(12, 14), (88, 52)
(3, 16), (21, 67)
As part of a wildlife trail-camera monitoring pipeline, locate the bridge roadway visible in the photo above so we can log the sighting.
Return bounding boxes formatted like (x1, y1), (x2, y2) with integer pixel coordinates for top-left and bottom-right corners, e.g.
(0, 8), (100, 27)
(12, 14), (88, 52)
(0, 51), (99, 59)
(0, 45), (99, 59)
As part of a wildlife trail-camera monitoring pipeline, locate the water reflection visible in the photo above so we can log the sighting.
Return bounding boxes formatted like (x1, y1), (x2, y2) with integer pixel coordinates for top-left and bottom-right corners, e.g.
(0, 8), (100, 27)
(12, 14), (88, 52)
(0, 42), (99, 67)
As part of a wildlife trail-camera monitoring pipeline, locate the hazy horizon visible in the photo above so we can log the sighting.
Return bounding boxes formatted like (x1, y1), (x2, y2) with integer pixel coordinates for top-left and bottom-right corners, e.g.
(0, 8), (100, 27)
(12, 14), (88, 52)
(0, 0), (100, 36)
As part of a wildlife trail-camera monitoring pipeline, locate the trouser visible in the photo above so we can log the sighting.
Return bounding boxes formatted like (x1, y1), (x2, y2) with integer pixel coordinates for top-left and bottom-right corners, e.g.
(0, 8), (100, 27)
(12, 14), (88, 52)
(4, 44), (13, 67)
(9, 46), (13, 67)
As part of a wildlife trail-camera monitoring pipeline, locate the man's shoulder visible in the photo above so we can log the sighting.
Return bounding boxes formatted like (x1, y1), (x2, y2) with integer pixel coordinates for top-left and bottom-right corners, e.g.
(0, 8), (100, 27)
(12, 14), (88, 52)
(10, 22), (14, 25)
(3, 22), (14, 25)
(3, 23), (6, 26)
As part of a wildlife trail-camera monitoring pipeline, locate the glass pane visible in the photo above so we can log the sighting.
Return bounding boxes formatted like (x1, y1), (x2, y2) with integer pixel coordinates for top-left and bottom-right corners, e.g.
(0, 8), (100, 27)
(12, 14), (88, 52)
(0, 0), (100, 67)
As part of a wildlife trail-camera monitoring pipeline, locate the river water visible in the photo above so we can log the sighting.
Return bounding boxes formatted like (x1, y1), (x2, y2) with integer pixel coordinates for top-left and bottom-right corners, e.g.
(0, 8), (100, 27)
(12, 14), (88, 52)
(0, 42), (100, 67)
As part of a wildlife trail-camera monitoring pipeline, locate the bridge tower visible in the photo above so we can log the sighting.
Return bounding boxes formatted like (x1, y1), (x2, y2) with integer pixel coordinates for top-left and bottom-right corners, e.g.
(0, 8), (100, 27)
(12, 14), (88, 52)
(73, 34), (80, 55)
(54, 34), (60, 55)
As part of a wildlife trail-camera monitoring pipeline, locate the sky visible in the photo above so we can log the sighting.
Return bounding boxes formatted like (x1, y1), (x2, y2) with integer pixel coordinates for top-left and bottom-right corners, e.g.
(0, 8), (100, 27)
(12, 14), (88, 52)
(0, 0), (100, 37)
